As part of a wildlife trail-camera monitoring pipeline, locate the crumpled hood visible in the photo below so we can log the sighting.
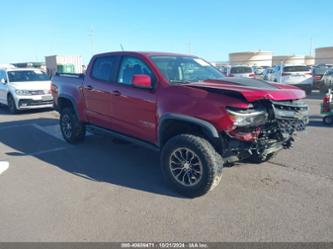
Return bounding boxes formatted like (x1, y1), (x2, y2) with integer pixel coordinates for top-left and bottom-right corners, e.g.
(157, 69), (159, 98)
(187, 78), (306, 102)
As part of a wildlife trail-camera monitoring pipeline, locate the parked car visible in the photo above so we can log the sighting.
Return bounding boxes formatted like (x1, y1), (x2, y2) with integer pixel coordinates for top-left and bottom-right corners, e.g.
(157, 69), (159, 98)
(253, 67), (265, 79)
(322, 68), (333, 92)
(0, 67), (53, 113)
(263, 68), (274, 81)
(218, 65), (229, 76)
(271, 64), (313, 95)
(227, 65), (255, 78)
(313, 64), (332, 92)
(51, 51), (309, 198)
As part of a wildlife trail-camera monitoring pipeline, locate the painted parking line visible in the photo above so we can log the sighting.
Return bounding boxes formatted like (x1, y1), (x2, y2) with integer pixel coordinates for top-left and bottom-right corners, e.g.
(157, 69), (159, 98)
(32, 124), (65, 141)
(0, 124), (32, 131)
(32, 124), (93, 142)
(30, 146), (70, 156)
(0, 161), (9, 175)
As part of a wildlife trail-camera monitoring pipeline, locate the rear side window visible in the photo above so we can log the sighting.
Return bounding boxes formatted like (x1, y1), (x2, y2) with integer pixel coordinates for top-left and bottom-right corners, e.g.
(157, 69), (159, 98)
(314, 67), (329, 75)
(91, 56), (116, 81)
(283, 66), (310, 72)
(230, 67), (252, 74)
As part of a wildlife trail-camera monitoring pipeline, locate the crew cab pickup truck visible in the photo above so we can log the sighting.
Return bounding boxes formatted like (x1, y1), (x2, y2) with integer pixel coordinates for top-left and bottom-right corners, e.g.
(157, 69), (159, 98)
(51, 51), (309, 197)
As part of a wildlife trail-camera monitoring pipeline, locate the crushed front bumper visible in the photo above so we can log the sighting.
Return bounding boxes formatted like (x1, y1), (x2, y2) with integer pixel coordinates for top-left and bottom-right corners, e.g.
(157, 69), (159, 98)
(222, 100), (309, 163)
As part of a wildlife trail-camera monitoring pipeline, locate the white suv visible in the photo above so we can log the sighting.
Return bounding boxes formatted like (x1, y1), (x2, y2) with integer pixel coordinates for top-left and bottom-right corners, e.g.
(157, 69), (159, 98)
(0, 67), (53, 113)
(272, 64), (313, 95)
(227, 65), (255, 78)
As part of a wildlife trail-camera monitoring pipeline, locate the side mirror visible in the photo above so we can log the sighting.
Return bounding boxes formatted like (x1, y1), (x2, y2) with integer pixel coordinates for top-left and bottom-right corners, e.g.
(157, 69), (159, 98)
(132, 74), (152, 89)
(0, 78), (7, 84)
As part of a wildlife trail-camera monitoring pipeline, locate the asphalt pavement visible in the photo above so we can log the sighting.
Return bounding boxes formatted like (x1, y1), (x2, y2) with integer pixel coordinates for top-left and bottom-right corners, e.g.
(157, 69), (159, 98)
(0, 92), (332, 242)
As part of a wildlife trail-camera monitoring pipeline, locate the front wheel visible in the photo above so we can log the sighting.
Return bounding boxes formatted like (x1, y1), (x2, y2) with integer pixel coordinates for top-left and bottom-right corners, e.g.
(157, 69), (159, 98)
(7, 94), (18, 114)
(60, 108), (86, 144)
(161, 134), (223, 198)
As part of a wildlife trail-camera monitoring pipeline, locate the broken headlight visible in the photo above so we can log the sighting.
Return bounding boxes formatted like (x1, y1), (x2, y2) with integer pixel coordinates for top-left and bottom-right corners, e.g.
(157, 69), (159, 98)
(226, 107), (268, 127)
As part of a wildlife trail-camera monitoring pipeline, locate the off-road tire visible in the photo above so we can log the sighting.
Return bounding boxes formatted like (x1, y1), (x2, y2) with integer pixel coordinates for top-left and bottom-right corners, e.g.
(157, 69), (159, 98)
(7, 94), (18, 114)
(60, 107), (86, 144)
(161, 134), (223, 198)
(245, 152), (276, 164)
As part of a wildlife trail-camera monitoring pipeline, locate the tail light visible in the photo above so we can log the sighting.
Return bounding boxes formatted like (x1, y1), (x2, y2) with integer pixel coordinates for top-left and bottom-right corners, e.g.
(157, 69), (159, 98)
(323, 94), (330, 113)
(51, 83), (58, 94)
(315, 75), (321, 80)
(249, 73), (255, 78)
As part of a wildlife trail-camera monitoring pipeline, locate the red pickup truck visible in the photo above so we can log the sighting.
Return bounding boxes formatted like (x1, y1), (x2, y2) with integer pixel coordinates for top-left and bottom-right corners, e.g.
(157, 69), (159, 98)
(51, 51), (309, 197)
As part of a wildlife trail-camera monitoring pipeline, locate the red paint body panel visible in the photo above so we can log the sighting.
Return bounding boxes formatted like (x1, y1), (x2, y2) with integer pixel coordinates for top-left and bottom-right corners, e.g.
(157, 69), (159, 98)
(51, 51), (307, 145)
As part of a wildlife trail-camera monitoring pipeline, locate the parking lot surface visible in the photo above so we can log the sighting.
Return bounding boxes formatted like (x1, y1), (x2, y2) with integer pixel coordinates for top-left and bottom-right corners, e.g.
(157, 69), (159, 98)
(0, 92), (332, 242)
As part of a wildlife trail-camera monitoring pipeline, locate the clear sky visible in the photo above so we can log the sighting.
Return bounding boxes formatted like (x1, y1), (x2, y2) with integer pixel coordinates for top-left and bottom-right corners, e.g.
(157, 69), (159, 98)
(1, 0), (332, 64)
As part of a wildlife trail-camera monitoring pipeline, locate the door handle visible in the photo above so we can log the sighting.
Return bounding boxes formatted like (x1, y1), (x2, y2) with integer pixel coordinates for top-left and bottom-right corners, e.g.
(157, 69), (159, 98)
(112, 90), (121, 96)
(86, 85), (93, 90)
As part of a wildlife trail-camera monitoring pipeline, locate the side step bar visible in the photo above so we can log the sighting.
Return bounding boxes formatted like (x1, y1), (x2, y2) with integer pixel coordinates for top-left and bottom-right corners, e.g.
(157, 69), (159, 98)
(86, 125), (160, 152)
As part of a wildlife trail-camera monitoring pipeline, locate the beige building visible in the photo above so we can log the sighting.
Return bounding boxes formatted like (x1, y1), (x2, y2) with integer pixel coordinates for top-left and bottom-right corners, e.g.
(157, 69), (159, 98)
(315, 46), (333, 64)
(272, 55), (314, 66)
(229, 51), (272, 67)
(305, 56), (315, 66)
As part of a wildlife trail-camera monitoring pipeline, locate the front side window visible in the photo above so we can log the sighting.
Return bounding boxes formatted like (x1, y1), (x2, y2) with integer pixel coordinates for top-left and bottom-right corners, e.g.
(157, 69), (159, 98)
(118, 57), (154, 85)
(150, 56), (224, 84)
(91, 56), (116, 82)
(7, 70), (50, 82)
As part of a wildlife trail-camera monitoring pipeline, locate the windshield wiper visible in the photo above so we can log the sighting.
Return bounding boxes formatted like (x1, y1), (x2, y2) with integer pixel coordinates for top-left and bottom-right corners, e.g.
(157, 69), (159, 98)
(203, 78), (224, 81)
(169, 80), (194, 84)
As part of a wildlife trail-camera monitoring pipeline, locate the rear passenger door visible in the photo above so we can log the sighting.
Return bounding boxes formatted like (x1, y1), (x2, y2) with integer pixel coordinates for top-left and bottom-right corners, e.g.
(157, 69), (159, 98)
(83, 55), (120, 129)
(109, 56), (157, 143)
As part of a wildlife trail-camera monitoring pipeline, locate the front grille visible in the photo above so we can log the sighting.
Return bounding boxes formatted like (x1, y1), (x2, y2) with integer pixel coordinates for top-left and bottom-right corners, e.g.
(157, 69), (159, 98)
(272, 101), (309, 132)
(28, 90), (46, 95)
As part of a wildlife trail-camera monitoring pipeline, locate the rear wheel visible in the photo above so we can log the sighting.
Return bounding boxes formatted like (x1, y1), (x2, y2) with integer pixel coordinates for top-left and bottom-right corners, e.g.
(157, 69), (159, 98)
(7, 94), (18, 114)
(60, 107), (86, 144)
(323, 116), (333, 125)
(161, 134), (223, 198)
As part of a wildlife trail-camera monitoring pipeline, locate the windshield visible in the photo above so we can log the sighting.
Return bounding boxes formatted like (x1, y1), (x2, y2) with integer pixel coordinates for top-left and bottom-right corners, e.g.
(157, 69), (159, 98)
(230, 67), (252, 74)
(283, 66), (310, 72)
(7, 70), (50, 82)
(150, 56), (224, 84)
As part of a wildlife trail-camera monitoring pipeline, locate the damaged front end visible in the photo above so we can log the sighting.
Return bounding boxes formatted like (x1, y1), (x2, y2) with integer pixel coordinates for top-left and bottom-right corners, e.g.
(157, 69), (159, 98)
(222, 100), (309, 164)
